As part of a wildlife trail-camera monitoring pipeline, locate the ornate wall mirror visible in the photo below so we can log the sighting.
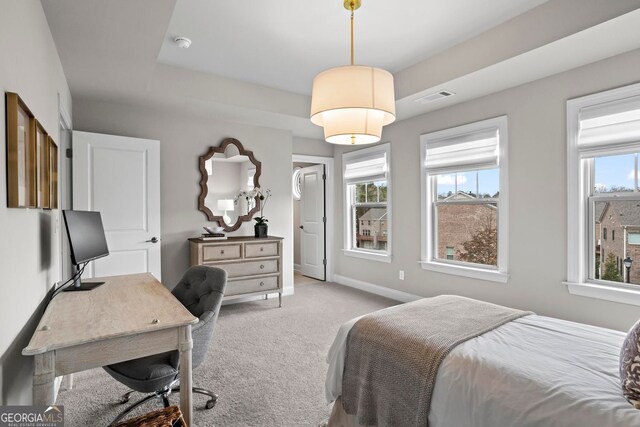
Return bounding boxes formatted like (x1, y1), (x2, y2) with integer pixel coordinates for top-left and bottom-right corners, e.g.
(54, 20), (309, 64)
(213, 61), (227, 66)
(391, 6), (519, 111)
(198, 138), (261, 231)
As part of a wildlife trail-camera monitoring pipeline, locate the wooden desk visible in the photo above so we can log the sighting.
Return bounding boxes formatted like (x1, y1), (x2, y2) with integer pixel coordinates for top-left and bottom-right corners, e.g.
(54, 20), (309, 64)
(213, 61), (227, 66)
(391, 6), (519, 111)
(23, 273), (198, 426)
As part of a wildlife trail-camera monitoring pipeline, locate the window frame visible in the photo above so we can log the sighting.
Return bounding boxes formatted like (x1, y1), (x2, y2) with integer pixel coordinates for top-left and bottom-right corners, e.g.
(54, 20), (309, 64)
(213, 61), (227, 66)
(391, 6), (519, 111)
(566, 82), (640, 306)
(342, 143), (392, 263)
(420, 116), (509, 283)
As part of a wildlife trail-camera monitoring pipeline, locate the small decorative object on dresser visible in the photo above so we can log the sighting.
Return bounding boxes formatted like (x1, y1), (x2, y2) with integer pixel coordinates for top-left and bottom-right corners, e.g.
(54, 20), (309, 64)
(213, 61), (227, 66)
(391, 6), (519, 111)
(189, 235), (283, 307)
(243, 187), (270, 238)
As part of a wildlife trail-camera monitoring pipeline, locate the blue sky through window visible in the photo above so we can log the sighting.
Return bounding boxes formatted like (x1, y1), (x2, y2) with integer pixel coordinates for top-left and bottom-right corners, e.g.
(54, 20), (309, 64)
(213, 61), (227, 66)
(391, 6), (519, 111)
(594, 153), (638, 193)
(437, 168), (499, 198)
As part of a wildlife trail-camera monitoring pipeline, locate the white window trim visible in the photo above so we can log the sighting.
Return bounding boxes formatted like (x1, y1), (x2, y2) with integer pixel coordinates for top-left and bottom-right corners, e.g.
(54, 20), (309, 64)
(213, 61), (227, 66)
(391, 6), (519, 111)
(343, 143), (392, 262)
(420, 116), (509, 283)
(566, 82), (640, 306)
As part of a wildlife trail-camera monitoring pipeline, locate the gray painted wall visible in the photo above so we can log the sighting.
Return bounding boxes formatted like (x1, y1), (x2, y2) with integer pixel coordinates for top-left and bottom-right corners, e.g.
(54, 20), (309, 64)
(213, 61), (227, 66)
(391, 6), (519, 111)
(0, 1), (72, 404)
(333, 49), (640, 332)
(72, 99), (299, 293)
(293, 136), (334, 158)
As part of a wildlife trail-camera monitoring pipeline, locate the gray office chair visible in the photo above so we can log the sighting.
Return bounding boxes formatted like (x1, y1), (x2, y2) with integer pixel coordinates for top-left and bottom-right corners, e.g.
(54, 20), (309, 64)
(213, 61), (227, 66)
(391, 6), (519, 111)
(104, 266), (227, 426)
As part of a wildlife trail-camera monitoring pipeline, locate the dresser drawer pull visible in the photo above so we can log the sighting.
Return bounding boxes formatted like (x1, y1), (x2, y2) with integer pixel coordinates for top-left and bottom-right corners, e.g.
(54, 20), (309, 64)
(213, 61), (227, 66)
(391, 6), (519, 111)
(260, 247), (264, 252)
(221, 250), (224, 254)
(260, 281), (265, 286)
(260, 264), (265, 269)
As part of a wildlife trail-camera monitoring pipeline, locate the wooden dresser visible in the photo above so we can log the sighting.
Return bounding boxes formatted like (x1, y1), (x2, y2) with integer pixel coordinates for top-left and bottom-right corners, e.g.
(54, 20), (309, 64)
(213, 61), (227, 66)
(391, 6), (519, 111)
(189, 236), (283, 307)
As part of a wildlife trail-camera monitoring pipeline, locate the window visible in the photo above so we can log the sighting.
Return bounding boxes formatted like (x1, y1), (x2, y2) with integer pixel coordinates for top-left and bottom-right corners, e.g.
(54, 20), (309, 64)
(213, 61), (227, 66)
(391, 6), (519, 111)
(420, 116), (508, 283)
(566, 82), (640, 306)
(446, 247), (455, 260)
(343, 143), (391, 262)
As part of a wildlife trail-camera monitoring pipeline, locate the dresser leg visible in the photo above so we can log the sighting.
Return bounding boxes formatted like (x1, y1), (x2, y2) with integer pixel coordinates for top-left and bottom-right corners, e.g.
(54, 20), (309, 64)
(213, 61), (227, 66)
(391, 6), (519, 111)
(278, 293), (282, 308)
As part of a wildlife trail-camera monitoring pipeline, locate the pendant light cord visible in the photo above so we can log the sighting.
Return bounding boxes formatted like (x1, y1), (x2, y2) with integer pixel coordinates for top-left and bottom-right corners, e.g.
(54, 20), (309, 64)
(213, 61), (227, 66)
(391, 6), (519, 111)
(350, 1), (355, 65)
(350, 1), (355, 143)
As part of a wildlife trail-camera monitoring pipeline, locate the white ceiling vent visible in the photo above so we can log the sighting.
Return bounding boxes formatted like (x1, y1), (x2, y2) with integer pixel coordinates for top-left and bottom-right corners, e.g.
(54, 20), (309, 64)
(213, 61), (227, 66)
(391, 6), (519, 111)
(415, 91), (455, 104)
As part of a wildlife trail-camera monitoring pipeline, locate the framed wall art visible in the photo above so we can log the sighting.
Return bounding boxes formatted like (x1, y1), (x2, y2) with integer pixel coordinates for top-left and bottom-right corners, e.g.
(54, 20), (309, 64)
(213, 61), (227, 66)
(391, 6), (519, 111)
(6, 92), (37, 208)
(35, 120), (50, 208)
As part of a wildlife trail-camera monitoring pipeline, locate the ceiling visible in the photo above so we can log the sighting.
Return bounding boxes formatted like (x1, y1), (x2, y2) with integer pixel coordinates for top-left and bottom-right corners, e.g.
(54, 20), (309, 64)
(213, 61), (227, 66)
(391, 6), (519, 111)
(41, 0), (640, 138)
(157, 0), (548, 95)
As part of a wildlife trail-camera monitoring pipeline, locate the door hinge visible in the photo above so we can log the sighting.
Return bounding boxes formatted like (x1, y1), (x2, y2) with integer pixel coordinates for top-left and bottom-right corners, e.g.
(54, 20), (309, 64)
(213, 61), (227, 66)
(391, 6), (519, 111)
(66, 148), (73, 158)
(322, 173), (327, 180)
(323, 217), (326, 223)
(323, 258), (327, 266)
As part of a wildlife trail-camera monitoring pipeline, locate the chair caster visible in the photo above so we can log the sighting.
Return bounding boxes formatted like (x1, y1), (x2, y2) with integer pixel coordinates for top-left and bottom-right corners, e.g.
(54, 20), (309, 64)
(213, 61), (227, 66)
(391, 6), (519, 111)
(119, 391), (134, 404)
(205, 399), (216, 409)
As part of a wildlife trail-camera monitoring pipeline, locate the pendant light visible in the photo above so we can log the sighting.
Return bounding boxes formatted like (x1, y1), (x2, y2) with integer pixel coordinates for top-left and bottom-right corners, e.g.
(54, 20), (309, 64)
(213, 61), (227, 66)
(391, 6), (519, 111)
(310, 0), (396, 145)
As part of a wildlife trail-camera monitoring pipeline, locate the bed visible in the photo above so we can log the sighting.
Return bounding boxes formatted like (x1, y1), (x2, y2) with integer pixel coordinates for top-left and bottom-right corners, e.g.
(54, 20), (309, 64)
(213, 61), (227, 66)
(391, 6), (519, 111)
(325, 297), (640, 427)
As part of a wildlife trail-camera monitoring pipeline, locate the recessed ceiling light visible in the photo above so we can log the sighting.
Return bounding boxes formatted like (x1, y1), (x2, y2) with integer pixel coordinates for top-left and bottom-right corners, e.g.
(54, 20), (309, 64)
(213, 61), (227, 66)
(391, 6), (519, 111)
(174, 37), (192, 49)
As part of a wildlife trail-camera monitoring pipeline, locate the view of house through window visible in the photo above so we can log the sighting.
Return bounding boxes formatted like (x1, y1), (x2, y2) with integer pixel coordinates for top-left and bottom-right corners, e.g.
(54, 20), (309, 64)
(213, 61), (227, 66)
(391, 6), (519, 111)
(421, 115), (507, 280)
(351, 180), (388, 252)
(435, 168), (499, 266)
(592, 152), (640, 286)
(343, 143), (391, 260)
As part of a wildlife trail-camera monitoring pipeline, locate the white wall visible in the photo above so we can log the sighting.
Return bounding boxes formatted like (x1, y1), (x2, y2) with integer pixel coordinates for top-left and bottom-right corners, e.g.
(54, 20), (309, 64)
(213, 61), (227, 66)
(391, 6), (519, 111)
(72, 99), (295, 295)
(334, 49), (640, 332)
(0, 0), (71, 404)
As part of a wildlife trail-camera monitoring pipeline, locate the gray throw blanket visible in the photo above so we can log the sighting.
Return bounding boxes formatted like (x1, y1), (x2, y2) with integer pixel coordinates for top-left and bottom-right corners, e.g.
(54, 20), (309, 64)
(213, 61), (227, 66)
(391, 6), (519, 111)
(342, 295), (532, 427)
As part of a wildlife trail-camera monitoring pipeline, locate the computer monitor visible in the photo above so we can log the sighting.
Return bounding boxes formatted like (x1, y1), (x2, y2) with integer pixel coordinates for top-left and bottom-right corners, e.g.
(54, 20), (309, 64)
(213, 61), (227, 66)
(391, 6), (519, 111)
(62, 210), (110, 291)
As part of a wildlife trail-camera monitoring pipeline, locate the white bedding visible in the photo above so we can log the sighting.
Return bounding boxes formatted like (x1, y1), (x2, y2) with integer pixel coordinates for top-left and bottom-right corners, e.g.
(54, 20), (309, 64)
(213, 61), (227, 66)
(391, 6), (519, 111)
(326, 313), (640, 427)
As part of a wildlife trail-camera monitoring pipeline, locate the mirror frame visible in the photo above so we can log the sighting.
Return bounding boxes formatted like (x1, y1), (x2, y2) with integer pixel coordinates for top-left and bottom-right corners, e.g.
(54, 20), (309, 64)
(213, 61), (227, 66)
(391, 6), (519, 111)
(198, 138), (262, 231)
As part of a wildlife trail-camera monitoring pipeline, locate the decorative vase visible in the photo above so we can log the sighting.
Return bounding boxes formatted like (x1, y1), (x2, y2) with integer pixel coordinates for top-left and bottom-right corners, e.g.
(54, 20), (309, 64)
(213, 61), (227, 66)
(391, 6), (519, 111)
(254, 224), (268, 238)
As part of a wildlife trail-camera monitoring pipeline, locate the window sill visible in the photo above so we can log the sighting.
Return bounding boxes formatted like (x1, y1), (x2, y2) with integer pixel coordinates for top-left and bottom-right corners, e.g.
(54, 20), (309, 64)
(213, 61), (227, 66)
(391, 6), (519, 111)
(343, 249), (391, 263)
(564, 281), (640, 307)
(420, 261), (509, 283)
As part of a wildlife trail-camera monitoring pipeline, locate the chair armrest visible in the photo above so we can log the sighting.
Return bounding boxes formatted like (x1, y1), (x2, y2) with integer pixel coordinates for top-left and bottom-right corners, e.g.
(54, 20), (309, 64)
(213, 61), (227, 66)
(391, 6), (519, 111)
(192, 310), (214, 333)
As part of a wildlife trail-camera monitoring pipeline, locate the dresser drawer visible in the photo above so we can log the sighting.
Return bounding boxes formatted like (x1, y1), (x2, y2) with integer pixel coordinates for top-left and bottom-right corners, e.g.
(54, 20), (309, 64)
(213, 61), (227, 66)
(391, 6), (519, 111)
(226, 276), (279, 296)
(202, 243), (242, 261)
(222, 259), (279, 278)
(245, 241), (279, 258)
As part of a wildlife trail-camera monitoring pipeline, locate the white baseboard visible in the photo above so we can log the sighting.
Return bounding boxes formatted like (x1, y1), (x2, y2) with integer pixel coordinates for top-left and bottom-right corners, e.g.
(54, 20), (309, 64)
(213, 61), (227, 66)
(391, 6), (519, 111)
(333, 274), (421, 303)
(294, 263), (301, 273)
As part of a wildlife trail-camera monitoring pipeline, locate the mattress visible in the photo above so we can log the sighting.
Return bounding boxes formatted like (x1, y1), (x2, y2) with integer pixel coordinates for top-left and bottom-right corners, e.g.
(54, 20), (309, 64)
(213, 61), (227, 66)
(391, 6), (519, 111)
(326, 313), (640, 427)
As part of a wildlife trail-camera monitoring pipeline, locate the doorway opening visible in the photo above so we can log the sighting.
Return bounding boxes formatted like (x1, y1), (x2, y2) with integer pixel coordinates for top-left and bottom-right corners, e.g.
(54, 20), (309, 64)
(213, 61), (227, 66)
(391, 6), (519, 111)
(292, 155), (334, 286)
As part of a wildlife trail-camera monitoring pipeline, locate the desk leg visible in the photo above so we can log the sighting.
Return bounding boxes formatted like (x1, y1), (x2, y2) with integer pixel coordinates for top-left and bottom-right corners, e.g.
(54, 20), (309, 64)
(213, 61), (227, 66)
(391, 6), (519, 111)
(33, 352), (55, 405)
(179, 325), (193, 426)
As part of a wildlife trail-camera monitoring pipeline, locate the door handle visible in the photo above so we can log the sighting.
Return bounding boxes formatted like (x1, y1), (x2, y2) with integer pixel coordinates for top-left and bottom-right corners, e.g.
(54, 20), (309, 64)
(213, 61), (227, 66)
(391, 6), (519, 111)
(146, 237), (159, 243)
(299, 225), (304, 229)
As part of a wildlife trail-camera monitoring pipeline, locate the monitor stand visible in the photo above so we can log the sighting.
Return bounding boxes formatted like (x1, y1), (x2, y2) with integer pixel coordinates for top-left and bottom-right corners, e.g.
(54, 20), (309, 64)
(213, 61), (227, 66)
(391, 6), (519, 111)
(63, 280), (105, 292)
(63, 267), (105, 292)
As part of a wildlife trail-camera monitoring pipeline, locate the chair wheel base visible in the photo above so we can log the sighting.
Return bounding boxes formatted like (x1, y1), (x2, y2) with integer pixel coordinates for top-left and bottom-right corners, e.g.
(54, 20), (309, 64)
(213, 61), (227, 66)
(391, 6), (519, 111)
(119, 391), (135, 404)
(206, 399), (216, 409)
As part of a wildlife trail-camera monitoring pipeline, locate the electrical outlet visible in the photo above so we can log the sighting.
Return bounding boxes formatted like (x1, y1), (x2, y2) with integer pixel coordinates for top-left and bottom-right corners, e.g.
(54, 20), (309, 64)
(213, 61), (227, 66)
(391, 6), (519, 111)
(399, 270), (405, 280)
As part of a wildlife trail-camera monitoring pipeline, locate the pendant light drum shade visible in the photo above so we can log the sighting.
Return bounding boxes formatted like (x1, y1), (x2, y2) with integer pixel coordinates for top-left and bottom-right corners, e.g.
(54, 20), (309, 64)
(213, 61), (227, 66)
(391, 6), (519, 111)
(310, 65), (395, 145)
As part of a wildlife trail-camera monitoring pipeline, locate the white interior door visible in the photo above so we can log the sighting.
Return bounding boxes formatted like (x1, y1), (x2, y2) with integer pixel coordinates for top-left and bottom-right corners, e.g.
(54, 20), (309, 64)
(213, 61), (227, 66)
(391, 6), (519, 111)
(72, 131), (162, 280)
(300, 164), (325, 280)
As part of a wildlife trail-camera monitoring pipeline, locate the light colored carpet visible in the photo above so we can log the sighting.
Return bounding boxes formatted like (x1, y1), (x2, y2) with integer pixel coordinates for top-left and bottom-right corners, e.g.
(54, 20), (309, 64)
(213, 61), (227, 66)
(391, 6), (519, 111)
(294, 272), (321, 286)
(55, 281), (396, 426)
